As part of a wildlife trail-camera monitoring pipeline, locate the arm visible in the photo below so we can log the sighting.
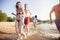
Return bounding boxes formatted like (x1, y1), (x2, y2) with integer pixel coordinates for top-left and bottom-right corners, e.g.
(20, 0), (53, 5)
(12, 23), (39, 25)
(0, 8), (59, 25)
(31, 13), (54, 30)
(12, 13), (16, 16)
(49, 9), (54, 24)
(28, 9), (31, 15)
(28, 9), (32, 18)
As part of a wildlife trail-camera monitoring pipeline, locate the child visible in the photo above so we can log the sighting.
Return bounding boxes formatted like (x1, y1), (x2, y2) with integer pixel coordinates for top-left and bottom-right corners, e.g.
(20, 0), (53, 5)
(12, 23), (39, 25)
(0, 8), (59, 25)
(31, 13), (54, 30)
(33, 15), (37, 31)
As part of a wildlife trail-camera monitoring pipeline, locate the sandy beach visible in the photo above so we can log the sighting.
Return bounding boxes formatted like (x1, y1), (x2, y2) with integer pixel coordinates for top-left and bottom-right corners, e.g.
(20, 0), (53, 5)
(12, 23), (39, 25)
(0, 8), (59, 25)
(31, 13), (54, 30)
(0, 22), (60, 40)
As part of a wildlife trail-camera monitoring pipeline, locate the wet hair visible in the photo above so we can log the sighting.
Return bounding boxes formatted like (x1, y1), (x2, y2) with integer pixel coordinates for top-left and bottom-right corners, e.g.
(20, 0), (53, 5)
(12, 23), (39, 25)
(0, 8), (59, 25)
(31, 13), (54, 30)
(16, 1), (21, 9)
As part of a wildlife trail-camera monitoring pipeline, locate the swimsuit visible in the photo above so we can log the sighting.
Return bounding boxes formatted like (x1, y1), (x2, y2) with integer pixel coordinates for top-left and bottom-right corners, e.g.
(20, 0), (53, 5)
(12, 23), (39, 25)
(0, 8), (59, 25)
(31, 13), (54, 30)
(55, 20), (60, 31)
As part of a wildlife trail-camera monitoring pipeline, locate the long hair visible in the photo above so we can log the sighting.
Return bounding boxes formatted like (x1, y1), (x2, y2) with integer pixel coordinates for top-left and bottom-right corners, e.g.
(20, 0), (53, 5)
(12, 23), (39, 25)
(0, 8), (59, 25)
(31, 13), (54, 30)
(16, 1), (21, 9)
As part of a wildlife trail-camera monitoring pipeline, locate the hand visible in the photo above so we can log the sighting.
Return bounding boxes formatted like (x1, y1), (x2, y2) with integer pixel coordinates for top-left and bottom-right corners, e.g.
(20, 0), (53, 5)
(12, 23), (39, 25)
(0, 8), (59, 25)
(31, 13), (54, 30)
(12, 13), (14, 15)
(12, 13), (16, 16)
(50, 20), (52, 24)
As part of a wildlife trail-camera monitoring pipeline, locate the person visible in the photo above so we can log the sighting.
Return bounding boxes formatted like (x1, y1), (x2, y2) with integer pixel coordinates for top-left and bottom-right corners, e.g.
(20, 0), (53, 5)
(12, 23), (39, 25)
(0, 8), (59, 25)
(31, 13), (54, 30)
(12, 1), (25, 37)
(33, 15), (37, 31)
(24, 4), (31, 34)
(49, 0), (60, 34)
(15, 1), (22, 36)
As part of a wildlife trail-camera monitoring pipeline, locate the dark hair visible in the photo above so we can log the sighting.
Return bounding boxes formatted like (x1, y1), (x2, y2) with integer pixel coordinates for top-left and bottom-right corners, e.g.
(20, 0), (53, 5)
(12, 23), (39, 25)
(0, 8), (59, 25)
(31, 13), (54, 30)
(16, 1), (21, 9)
(35, 15), (37, 18)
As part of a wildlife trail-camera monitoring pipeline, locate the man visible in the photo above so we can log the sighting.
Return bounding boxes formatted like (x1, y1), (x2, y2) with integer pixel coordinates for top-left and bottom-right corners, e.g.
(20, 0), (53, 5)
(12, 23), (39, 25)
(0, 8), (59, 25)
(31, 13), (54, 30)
(49, 0), (60, 34)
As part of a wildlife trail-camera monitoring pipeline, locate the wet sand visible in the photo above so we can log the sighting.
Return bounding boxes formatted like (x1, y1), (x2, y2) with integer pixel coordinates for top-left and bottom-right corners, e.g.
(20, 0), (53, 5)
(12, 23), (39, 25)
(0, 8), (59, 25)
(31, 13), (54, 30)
(0, 22), (60, 40)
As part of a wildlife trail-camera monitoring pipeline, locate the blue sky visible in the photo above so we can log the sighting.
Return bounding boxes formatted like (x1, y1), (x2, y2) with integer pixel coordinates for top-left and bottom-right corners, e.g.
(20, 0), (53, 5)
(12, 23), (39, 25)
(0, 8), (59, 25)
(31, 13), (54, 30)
(0, 0), (59, 20)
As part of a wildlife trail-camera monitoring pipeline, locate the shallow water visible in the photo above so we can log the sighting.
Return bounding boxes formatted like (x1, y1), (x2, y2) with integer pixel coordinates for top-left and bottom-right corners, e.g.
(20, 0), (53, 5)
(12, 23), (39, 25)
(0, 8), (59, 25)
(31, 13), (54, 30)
(0, 23), (60, 40)
(21, 23), (60, 40)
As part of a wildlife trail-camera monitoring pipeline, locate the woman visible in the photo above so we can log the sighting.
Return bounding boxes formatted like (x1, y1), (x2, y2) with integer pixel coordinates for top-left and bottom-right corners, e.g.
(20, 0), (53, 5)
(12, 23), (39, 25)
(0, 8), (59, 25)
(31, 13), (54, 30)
(15, 1), (22, 36)
(12, 1), (25, 37)
(24, 4), (31, 34)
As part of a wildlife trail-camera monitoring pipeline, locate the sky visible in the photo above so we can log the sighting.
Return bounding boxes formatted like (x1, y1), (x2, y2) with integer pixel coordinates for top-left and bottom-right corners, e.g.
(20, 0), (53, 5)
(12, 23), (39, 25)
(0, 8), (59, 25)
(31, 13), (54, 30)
(0, 0), (59, 20)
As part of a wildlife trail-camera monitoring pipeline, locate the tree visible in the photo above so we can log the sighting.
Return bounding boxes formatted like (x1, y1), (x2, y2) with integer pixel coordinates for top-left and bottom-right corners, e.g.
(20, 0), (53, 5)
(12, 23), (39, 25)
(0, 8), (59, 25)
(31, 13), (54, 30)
(0, 10), (7, 22)
(7, 17), (15, 22)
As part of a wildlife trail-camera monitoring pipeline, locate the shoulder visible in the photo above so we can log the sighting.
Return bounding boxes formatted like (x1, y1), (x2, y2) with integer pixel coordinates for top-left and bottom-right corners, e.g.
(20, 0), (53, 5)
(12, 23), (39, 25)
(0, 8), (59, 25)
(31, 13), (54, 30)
(52, 5), (56, 9)
(53, 4), (58, 8)
(52, 4), (59, 11)
(51, 5), (56, 11)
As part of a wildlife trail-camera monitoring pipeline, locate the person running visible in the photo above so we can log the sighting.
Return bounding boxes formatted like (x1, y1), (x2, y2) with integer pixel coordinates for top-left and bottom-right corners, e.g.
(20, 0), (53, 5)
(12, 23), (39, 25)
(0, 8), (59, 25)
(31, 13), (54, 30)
(12, 1), (25, 37)
(33, 15), (37, 31)
(15, 1), (22, 36)
(49, 0), (60, 34)
(24, 4), (31, 34)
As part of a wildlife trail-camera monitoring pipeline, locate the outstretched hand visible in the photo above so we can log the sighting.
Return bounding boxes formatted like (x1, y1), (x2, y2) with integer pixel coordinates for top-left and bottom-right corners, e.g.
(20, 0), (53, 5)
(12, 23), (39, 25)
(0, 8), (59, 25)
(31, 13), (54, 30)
(12, 13), (14, 15)
(11, 13), (16, 16)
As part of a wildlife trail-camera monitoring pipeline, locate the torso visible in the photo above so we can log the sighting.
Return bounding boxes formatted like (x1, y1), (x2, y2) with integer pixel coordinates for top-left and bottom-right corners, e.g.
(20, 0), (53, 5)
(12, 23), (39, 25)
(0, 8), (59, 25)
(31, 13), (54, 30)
(33, 18), (37, 22)
(24, 9), (30, 17)
(16, 14), (21, 21)
(54, 4), (60, 20)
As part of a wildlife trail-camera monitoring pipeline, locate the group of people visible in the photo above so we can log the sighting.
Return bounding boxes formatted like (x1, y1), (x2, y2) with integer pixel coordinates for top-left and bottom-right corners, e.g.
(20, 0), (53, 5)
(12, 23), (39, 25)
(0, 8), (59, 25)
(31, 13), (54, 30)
(12, 1), (37, 38)
(12, 0), (60, 39)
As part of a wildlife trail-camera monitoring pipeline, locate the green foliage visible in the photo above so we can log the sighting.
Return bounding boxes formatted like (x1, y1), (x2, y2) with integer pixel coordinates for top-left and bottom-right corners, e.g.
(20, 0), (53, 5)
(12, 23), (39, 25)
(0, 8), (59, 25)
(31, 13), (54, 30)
(0, 10), (7, 22)
(30, 17), (33, 22)
(0, 10), (15, 22)
(7, 17), (15, 22)
(37, 20), (42, 22)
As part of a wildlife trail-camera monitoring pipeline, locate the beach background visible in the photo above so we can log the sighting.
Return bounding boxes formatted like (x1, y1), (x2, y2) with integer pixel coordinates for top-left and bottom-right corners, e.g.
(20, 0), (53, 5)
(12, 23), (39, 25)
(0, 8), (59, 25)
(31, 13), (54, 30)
(0, 0), (60, 40)
(0, 22), (60, 40)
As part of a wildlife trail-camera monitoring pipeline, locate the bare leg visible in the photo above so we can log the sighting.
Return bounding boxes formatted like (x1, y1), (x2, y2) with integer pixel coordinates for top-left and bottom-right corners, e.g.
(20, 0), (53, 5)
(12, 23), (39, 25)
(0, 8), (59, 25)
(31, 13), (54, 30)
(26, 25), (28, 33)
(24, 24), (29, 35)
(33, 22), (36, 31)
(15, 21), (19, 36)
(18, 22), (21, 34)
(18, 22), (26, 38)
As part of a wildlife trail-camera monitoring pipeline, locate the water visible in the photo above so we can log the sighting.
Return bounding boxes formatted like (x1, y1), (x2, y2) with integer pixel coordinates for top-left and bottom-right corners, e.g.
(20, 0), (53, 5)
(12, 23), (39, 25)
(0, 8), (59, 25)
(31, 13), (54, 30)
(0, 22), (60, 40)
(25, 23), (60, 40)
(37, 23), (57, 30)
